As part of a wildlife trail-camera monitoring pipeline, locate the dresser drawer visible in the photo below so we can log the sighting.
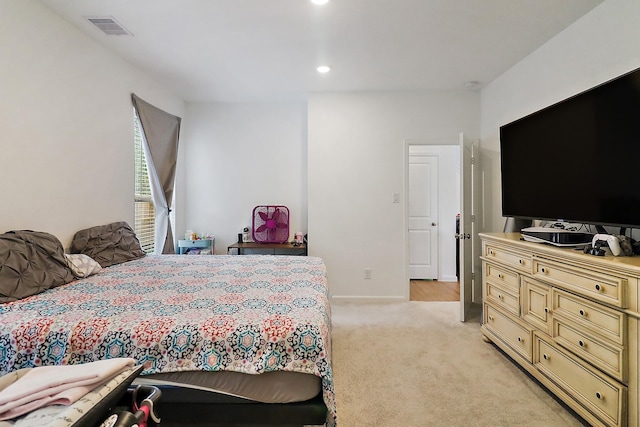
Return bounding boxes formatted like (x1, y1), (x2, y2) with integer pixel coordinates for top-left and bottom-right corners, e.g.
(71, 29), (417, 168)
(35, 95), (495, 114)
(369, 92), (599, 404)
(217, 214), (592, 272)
(485, 262), (519, 291)
(553, 318), (626, 382)
(485, 244), (531, 273)
(553, 288), (625, 346)
(485, 281), (519, 316)
(484, 304), (532, 362)
(534, 334), (626, 427)
(533, 259), (627, 308)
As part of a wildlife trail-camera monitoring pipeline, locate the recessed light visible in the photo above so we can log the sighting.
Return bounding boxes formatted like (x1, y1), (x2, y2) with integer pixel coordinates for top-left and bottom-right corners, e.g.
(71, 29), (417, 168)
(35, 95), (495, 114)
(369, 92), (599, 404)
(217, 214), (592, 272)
(311, 0), (330, 5)
(317, 65), (331, 73)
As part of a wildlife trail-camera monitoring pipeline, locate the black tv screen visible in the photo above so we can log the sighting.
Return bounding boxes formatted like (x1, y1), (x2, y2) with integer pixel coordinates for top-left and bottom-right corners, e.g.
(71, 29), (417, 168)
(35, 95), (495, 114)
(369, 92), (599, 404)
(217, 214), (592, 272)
(500, 67), (640, 229)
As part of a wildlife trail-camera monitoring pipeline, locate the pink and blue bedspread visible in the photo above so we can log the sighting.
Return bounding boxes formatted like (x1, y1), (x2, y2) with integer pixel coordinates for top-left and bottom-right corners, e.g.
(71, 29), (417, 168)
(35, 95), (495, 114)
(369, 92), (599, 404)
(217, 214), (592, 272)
(0, 255), (335, 424)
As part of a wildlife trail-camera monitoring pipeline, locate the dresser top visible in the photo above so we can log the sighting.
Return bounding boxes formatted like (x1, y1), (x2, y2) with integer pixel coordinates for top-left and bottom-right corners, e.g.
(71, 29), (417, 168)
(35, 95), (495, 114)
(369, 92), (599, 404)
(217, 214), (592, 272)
(479, 232), (640, 275)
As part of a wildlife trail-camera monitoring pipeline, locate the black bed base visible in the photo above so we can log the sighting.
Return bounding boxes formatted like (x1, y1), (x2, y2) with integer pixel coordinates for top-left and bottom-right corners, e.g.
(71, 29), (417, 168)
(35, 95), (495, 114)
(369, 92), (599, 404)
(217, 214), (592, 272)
(155, 385), (328, 427)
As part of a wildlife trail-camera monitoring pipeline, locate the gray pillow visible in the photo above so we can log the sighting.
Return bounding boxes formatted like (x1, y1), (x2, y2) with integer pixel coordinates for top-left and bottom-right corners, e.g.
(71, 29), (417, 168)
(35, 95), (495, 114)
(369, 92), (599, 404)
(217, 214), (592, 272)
(0, 230), (75, 303)
(70, 221), (146, 268)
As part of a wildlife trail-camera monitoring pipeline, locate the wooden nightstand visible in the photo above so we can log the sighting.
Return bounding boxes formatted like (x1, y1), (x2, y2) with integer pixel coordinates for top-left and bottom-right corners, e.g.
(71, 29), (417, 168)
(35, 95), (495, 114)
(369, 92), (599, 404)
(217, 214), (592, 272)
(227, 242), (306, 256)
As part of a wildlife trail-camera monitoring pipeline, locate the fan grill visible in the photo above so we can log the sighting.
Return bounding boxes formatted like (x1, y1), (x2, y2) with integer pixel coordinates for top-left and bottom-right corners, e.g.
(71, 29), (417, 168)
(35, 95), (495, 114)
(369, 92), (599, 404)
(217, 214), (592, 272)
(252, 205), (290, 243)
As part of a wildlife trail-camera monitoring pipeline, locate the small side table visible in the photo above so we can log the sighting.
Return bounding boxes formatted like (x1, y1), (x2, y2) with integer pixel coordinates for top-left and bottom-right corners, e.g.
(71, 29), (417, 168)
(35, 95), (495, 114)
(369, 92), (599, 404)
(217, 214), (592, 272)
(178, 239), (214, 255)
(227, 242), (307, 256)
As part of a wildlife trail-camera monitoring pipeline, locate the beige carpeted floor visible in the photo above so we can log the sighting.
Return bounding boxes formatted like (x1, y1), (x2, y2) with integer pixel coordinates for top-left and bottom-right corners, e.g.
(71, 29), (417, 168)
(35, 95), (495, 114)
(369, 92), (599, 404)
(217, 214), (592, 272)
(330, 301), (588, 427)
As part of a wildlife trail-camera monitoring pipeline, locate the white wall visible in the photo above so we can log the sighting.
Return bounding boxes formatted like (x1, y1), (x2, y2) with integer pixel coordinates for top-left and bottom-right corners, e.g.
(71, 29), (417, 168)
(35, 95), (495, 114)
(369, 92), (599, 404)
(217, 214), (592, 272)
(179, 103), (307, 253)
(308, 91), (479, 300)
(0, 1), (185, 249)
(480, 0), (640, 232)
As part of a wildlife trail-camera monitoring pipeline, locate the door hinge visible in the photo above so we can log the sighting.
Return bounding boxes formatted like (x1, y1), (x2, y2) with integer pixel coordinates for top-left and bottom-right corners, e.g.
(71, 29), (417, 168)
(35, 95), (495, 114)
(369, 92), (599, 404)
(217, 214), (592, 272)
(471, 215), (476, 222)
(471, 272), (475, 281)
(471, 157), (476, 165)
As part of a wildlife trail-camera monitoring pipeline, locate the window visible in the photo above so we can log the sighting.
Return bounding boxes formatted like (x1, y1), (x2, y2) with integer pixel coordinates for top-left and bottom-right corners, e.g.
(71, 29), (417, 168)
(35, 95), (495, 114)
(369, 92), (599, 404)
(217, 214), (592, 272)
(134, 112), (155, 254)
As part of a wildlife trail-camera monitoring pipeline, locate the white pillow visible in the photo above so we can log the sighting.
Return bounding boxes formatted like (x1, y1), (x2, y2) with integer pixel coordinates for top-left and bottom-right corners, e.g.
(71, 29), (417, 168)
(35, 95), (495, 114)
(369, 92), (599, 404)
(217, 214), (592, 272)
(65, 253), (102, 278)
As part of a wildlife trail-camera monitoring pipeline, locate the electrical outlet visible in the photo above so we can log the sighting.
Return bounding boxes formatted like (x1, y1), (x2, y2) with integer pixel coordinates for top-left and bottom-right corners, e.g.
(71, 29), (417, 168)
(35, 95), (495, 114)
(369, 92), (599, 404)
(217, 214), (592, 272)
(364, 269), (372, 279)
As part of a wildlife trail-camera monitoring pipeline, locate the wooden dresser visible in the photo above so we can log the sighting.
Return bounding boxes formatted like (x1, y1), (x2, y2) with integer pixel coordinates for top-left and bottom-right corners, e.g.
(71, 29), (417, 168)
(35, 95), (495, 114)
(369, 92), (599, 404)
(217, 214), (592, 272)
(480, 232), (640, 427)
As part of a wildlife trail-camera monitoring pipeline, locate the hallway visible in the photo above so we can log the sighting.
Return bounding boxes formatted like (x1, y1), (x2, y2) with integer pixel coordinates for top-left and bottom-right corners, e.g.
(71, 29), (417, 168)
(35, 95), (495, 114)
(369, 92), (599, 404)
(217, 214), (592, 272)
(409, 280), (459, 302)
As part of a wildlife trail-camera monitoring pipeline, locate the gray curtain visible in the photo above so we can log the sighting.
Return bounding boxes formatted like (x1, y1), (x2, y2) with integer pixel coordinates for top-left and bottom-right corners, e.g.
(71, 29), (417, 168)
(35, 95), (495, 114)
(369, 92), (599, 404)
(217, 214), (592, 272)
(131, 93), (181, 254)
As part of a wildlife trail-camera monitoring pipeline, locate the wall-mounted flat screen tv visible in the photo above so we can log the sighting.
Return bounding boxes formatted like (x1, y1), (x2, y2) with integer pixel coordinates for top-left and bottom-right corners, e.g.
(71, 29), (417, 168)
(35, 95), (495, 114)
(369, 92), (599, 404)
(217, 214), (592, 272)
(500, 67), (640, 229)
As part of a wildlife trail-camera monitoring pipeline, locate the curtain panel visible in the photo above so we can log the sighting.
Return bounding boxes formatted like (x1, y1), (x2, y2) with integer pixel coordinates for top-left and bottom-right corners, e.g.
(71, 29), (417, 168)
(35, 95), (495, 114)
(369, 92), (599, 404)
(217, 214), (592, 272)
(131, 94), (181, 254)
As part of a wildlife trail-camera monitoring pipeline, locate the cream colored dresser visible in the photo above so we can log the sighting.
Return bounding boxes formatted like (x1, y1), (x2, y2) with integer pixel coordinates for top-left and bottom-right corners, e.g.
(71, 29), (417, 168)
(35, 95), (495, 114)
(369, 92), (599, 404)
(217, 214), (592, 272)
(480, 233), (640, 427)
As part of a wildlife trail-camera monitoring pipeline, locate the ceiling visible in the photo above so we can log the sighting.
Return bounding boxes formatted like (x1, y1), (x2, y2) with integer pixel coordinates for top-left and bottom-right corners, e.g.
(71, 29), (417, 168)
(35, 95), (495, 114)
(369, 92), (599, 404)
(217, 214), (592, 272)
(39, 0), (603, 103)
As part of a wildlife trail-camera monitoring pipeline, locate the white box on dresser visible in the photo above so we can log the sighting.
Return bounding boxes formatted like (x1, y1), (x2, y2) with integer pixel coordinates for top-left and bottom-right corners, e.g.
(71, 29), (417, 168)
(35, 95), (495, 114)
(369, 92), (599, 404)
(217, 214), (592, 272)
(480, 232), (640, 427)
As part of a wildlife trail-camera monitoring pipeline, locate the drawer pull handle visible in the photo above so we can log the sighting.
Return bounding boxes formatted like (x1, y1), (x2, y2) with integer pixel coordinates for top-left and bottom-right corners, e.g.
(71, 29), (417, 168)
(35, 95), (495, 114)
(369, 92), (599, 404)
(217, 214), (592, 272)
(498, 294), (503, 300)
(579, 309), (586, 316)
(518, 259), (523, 264)
(543, 353), (549, 361)
(544, 307), (549, 314)
(497, 274), (503, 279)
(540, 267), (547, 274)
(595, 284), (602, 292)
(489, 250), (495, 255)
(578, 340), (585, 347)
(488, 315), (494, 321)
(595, 392), (603, 400)
(517, 336), (523, 343)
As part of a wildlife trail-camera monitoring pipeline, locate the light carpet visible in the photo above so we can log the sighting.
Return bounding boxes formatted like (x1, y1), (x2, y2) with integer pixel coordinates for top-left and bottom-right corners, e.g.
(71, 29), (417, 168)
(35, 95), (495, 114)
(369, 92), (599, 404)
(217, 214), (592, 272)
(330, 301), (588, 427)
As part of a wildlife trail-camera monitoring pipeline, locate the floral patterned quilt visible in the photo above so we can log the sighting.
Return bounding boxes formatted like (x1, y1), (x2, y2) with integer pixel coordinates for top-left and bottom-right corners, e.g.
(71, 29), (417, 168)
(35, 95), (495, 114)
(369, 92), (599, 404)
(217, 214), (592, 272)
(0, 255), (335, 425)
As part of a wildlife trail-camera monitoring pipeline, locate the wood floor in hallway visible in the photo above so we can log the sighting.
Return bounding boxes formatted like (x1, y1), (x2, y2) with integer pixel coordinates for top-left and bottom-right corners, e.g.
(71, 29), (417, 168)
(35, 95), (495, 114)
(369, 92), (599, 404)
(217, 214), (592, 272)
(410, 280), (460, 302)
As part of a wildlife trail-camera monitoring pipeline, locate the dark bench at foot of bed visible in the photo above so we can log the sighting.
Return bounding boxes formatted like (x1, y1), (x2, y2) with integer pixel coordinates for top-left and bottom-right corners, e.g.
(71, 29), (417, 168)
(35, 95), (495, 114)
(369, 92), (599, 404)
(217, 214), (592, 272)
(155, 386), (328, 427)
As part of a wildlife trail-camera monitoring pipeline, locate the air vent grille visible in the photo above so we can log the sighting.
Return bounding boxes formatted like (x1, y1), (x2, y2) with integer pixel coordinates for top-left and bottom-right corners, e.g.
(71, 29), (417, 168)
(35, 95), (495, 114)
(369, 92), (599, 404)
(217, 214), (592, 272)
(87, 17), (132, 36)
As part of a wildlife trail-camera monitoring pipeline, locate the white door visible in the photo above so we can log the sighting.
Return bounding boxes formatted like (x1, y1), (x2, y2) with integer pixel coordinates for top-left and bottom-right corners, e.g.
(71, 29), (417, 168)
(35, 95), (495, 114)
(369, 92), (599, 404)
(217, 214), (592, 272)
(408, 153), (438, 279)
(458, 133), (474, 322)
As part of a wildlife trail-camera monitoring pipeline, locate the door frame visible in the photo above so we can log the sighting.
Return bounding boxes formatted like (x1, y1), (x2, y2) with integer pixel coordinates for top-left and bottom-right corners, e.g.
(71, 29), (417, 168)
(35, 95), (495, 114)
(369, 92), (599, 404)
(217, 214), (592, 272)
(403, 138), (460, 300)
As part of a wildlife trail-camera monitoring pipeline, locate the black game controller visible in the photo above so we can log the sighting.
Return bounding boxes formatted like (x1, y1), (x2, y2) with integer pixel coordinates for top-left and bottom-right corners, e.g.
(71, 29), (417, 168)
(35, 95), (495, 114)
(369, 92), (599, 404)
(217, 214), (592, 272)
(584, 242), (606, 256)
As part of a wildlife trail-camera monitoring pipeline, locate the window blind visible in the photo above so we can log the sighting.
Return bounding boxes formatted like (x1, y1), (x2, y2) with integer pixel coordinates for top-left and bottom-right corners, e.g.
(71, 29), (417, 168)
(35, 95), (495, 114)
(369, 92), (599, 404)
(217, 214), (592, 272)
(134, 112), (155, 254)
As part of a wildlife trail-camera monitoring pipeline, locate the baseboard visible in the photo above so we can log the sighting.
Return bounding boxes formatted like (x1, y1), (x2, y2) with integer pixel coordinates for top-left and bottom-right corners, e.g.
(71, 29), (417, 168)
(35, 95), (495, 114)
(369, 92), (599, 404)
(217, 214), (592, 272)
(330, 295), (407, 303)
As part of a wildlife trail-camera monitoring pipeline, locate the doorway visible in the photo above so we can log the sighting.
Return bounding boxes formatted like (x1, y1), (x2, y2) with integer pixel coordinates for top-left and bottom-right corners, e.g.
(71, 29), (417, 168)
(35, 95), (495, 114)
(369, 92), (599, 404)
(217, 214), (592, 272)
(406, 143), (460, 303)
(410, 279), (460, 301)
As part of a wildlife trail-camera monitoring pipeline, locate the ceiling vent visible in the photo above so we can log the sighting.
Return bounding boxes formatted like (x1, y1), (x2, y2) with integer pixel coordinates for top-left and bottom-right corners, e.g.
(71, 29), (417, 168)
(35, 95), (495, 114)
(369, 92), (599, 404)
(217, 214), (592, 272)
(87, 17), (132, 36)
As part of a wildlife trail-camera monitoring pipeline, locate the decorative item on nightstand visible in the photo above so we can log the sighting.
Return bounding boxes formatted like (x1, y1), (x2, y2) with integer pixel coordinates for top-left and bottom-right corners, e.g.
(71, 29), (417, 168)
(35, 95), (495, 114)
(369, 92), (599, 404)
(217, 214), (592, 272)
(252, 206), (290, 243)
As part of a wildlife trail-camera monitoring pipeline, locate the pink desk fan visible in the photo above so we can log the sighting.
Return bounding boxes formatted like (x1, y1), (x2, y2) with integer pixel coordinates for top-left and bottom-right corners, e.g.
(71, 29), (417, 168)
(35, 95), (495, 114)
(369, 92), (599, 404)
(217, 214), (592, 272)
(252, 205), (290, 243)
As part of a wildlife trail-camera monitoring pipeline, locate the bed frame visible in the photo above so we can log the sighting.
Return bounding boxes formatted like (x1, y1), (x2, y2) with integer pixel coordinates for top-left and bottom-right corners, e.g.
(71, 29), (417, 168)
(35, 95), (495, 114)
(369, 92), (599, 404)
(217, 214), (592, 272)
(154, 385), (328, 427)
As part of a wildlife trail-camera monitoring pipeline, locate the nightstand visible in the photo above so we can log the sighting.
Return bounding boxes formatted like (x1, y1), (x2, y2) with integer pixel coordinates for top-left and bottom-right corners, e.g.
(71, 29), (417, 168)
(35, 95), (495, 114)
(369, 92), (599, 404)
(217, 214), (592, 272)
(227, 242), (306, 256)
(177, 238), (214, 255)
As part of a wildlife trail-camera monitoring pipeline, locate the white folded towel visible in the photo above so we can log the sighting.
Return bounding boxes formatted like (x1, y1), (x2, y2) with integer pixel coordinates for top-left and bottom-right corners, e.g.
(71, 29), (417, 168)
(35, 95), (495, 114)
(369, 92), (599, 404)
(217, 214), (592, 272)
(0, 358), (136, 421)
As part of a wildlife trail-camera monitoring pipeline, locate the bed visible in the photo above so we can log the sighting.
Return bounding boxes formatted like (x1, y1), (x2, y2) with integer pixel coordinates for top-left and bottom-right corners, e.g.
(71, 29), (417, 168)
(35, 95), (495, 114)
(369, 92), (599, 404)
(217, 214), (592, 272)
(0, 226), (336, 427)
